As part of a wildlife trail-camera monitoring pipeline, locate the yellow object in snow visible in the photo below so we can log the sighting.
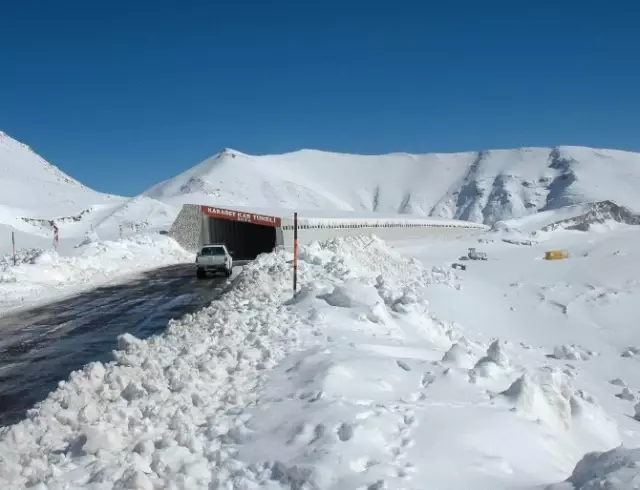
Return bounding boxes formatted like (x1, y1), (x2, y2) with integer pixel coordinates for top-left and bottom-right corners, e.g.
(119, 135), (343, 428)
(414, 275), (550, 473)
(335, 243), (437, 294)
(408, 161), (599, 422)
(544, 250), (569, 260)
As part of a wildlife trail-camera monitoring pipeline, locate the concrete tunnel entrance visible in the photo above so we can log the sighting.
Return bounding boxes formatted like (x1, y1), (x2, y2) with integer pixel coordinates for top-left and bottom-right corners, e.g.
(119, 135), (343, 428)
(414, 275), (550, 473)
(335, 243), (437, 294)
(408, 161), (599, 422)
(202, 206), (282, 261)
(207, 218), (276, 260)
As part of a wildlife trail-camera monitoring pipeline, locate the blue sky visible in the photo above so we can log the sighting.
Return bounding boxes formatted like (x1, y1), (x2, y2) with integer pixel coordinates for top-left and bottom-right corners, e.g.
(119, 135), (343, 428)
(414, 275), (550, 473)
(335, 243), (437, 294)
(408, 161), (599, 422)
(1, 1), (638, 196)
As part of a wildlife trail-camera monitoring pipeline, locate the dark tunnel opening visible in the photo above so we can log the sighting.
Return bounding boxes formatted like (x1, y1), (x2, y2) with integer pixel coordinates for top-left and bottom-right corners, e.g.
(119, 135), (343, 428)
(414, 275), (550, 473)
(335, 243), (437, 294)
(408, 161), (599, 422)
(207, 218), (277, 261)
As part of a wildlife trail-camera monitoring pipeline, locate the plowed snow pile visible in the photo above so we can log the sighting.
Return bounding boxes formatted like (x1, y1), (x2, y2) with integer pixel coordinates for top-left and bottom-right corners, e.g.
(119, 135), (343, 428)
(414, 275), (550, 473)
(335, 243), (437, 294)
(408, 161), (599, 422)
(0, 235), (628, 489)
(0, 234), (193, 313)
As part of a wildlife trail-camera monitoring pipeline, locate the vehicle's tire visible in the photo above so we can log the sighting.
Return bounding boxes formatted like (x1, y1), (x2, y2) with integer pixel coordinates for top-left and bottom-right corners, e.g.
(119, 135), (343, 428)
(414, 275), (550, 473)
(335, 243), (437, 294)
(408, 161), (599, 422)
(225, 268), (232, 278)
(196, 268), (206, 279)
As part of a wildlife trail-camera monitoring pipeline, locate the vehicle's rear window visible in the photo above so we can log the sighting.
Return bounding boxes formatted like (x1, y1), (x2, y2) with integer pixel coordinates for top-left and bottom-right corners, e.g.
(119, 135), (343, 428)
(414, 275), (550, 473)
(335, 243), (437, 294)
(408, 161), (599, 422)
(201, 247), (225, 256)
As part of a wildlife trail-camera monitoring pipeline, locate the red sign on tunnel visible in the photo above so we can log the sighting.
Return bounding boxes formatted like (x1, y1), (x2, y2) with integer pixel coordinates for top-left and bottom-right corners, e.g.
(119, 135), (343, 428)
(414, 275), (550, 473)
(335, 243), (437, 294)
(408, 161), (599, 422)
(201, 206), (282, 227)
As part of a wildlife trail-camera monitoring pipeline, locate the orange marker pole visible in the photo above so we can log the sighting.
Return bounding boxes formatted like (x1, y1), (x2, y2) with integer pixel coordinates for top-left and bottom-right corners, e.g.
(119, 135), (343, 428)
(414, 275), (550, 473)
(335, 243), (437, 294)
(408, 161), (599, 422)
(293, 212), (298, 293)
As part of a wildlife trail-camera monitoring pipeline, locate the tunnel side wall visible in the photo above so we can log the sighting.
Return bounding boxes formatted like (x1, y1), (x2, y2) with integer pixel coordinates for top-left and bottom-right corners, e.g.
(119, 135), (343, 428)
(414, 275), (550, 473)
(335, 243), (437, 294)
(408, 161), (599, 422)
(168, 204), (204, 253)
(170, 205), (488, 254)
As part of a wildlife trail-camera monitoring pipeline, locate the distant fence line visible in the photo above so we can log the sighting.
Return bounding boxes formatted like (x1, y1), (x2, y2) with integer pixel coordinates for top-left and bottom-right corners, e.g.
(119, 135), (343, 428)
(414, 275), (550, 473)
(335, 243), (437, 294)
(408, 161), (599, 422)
(281, 221), (487, 231)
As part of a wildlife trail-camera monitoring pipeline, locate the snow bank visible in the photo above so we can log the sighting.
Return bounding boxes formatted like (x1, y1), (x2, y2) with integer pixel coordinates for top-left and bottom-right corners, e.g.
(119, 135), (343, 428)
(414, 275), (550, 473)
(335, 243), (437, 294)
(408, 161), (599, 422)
(0, 234), (193, 313)
(0, 235), (624, 489)
(0, 248), (45, 268)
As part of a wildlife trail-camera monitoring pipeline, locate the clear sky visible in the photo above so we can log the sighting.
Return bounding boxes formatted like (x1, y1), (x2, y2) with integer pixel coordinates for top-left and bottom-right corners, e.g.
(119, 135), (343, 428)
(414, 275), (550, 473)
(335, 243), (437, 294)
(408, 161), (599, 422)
(1, 1), (638, 196)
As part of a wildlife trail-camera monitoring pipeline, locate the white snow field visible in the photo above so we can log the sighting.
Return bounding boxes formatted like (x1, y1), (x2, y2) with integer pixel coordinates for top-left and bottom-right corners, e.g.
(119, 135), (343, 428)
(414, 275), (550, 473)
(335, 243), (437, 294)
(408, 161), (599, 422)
(2, 229), (640, 489)
(0, 234), (194, 314)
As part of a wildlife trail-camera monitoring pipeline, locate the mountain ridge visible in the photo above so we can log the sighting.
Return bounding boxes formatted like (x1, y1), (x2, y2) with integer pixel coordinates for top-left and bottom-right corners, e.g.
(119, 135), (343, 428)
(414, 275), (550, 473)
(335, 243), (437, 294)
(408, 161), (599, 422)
(143, 145), (640, 225)
(2, 129), (640, 254)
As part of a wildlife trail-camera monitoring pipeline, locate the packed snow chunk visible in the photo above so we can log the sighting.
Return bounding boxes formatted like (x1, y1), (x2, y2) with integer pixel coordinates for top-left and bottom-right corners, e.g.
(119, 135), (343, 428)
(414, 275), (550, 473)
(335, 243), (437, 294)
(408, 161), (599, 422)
(82, 424), (125, 454)
(117, 332), (144, 353)
(500, 367), (619, 445)
(318, 278), (393, 324)
(320, 279), (382, 309)
(485, 339), (510, 366)
(270, 461), (327, 489)
(115, 469), (154, 490)
(470, 339), (510, 379)
(500, 368), (575, 429)
(548, 446), (640, 490)
(550, 344), (596, 361)
(621, 346), (640, 358)
(615, 388), (636, 402)
(441, 342), (475, 369)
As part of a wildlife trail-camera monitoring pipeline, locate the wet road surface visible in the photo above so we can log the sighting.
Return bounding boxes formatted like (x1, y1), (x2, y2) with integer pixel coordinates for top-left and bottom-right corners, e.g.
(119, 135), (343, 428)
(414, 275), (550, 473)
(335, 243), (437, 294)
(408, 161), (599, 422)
(0, 264), (228, 428)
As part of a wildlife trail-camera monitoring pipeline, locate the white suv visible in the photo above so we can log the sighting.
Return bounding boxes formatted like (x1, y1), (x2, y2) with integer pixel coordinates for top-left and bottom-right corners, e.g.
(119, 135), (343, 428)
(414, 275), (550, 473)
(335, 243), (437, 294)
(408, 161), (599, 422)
(196, 244), (233, 279)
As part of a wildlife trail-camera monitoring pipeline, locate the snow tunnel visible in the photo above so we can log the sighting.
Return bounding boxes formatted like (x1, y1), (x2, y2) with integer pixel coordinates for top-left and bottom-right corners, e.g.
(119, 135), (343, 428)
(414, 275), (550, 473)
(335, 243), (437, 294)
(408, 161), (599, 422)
(202, 206), (282, 261)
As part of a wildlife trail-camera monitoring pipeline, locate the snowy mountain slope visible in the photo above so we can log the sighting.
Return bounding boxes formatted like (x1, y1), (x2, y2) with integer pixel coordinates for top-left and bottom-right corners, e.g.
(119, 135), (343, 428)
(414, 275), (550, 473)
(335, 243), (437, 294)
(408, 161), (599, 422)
(4, 128), (640, 254)
(0, 132), (125, 216)
(145, 146), (640, 225)
(0, 132), (175, 253)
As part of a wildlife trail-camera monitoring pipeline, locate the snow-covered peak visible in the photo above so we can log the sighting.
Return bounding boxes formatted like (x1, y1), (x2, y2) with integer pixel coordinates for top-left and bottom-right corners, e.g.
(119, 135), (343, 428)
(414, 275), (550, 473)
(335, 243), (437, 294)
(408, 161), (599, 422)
(0, 131), (126, 223)
(0, 131), (88, 188)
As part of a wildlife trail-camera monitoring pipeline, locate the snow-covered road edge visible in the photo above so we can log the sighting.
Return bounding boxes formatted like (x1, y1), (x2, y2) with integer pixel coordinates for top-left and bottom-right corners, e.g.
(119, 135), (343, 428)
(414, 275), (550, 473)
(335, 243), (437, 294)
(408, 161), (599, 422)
(0, 234), (195, 316)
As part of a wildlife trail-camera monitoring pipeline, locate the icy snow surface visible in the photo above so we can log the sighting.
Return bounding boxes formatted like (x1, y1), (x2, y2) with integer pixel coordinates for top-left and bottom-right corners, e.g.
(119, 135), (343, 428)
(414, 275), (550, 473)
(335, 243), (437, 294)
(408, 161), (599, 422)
(3, 230), (640, 489)
(0, 234), (194, 313)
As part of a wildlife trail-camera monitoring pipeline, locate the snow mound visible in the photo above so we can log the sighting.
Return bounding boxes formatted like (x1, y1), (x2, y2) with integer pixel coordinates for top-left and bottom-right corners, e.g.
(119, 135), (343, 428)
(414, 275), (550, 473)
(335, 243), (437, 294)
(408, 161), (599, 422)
(501, 368), (575, 429)
(551, 344), (597, 361)
(320, 279), (382, 309)
(0, 234), (193, 312)
(470, 339), (511, 379)
(500, 368), (618, 442)
(441, 341), (475, 368)
(548, 446), (640, 489)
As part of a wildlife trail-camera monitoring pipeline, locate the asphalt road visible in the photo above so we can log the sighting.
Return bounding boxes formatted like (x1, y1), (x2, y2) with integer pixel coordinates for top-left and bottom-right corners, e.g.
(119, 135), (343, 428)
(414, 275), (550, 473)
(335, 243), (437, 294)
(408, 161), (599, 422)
(0, 264), (229, 428)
